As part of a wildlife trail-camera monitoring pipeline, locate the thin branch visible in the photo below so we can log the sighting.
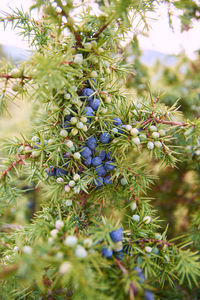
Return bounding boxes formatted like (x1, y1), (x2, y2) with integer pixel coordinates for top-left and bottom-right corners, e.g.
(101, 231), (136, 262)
(92, 22), (110, 39)
(154, 117), (189, 127)
(0, 74), (32, 80)
(1, 154), (31, 179)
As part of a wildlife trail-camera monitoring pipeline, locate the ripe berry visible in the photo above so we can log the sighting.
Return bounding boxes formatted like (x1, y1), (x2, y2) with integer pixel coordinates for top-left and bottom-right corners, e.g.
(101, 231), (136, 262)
(115, 250), (123, 261)
(81, 88), (95, 101)
(104, 175), (112, 184)
(46, 166), (56, 176)
(110, 228), (123, 242)
(33, 142), (40, 149)
(83, 106), (94, 117)
(106, 152), (111, 160)
(96, 166), (107, 176)
(80, 147), (92, 159)
(102, 247), (113, 258)
(104, 161), (115, 171)
(113, 118), (122, 126)
(95, 176), (103, 187)
(99, 132), (111, 144)
(86, 137), (97, 150)
(144, 290), (154, 300)
(92, 157), (102, 167)
(97, 150), (106, 160)
(83, 156), (92, 166)
(89, 98), (100, 111)
(56, 168), (67, 177)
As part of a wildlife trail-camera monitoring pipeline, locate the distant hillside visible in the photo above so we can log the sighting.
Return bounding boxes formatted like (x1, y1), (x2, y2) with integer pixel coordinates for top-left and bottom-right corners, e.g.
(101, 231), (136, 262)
(0, 44), (177, 66)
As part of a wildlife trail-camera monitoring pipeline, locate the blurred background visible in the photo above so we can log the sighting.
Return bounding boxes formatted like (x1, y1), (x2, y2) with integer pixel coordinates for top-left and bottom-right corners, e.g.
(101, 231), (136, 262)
(1, 0), (200, 249)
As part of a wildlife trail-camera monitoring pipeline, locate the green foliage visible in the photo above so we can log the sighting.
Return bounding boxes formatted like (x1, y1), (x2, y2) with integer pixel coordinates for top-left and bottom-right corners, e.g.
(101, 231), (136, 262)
(0, 0), (200, 299)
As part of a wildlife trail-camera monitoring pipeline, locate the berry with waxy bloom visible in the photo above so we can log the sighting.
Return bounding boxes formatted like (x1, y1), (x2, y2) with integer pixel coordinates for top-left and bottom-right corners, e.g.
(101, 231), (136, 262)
(104, 175), (112, 184)
(92, 157), (102, 167)
(56, 168), (67, 177)
(99, 132), (111, 144)
(95, 176), (103, 187)
(104, 161), (115, 171)
(89, 98), (101, 111)
(113, 118), (122, 126)
(96, 166), (107, 176)
(86, 137), (97, 150)
(102, 247), (113, 258)
(80, 147), (92, 159)
(110, 228), (123, 242)
(81, 88), (95, 101)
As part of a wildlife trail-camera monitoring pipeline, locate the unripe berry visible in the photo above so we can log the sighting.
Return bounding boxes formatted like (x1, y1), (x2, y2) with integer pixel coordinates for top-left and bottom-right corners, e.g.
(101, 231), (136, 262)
(64, 235), (77, 246)
(25, 146), (32, 153)
(50, 229), (59, 238)
(65, 140), (73, 148)
(64, 185), (70, 192)
(32, 136), (39, 142)
(10, 68), (22, 78)
(145, 246), (152, 253)
(48, 138), (54, 144)
(149, 125), (157, 132)
(57, 177), (64, 183)
(70, 117), (78, 124)
(90, 71), (98, 78)
(82, 125), (88, 132)
(80, 116), (87, 123)
(130, 202), (137, 210)
(23, 246), (32, 254)
(105, 96), (112, 104)
(132, 214), (140, 222)
(65, 93), (71, 99)
(155, 141), (162, 148)
(69, 180), (75, 187)
(84, 42), (92, 50)
(73, 174), (80, 181)
(32, 151), (40, 158)
(83, 238), (93, 248)
(60, 129), (68, 137)
(65, 199), (72, 206)
(74, 54), (83, 64)
(143, 216), (151, 224)
(113, 241), (123, 252)
(55, 220), (64, 230)
(71, 128), (78, 136)
(125, 125), (132, 131)
(147, 141), (154, 150)
(132, 137), (140, 145)
(155, 233), (162, 240)
(75, 245), (88, 258)
(159, 129), (166, 136)
(64, 108), (71, 115)
(130, 128), (139, 136)
(91, 40), (97, 48)
(152, 132), (160, 139)
(101, 108), (108, 114)
(73, 152), (81, 160)
(76, 122), (84, 129)
(140, 134), (147, 140)
(59, 261), (72, 274)
(120, 178), (127, 186)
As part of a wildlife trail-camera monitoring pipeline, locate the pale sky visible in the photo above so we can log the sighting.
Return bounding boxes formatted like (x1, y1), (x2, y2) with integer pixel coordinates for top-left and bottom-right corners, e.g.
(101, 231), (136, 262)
(0, 0), (200, 59)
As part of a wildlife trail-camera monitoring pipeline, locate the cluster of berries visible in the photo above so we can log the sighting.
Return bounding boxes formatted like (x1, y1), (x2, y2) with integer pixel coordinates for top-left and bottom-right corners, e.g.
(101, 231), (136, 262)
(102, 228), (123, 260)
